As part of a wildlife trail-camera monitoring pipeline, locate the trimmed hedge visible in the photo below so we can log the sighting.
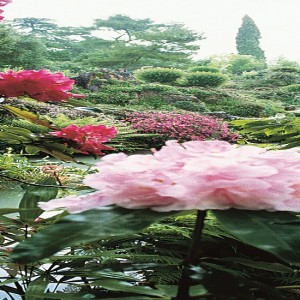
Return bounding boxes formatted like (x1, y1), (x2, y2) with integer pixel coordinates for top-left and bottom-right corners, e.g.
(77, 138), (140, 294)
(135, 68), (183, 84)
(184, 72), (227, 87)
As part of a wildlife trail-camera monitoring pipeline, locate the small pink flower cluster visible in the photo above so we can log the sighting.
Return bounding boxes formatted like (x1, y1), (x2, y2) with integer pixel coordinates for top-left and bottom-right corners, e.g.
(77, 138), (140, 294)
(124, 112), (238, 142)
(50, 124), (117, 156)
(0, 0), (11, 20)
(40, 140), (300, 213)
(0, 69), (85, 102)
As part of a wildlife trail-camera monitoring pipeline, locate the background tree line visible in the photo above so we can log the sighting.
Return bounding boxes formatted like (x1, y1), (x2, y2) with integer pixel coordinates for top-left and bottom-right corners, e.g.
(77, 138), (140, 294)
(0, 15), (204, 71)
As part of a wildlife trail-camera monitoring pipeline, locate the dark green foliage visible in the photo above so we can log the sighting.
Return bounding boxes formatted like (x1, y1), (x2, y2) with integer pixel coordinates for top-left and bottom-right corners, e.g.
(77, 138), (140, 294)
(184, 72), (227, 87)
(236, 15), (265, 60)
(135, 96), (169, 109)
(135, 68), (184, 84)
(271, 67), (300, 73)
(209, 97), (284, 117)
(172, 100), (205, 112)
(188, 66), (220, 73)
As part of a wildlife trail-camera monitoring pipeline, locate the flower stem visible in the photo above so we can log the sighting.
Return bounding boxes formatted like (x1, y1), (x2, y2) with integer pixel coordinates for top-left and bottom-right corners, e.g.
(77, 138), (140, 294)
(173, 210), (207, 300)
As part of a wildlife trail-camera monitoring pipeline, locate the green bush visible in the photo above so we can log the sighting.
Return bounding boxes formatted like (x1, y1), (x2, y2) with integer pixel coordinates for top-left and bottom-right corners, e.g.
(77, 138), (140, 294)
(266, 71), (300, 86)
(207, 98), (284, 117)
(282, 84), (300, 93)
(172, 100), (205, 112)
(87, 86), (133, 105)
(136, 96), (169, 109)
(184, 72), (227, 87)
(271, 67), (300, 73)
(135, 68), (184, 84)
(139, 83), (178, 94)
(188, 66), (220, 73)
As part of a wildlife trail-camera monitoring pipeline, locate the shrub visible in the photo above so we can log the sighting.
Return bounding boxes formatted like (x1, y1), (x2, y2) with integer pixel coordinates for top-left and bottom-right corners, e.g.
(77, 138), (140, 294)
(271, 67), (300, 73)
(282, 84), (300, 93)
(135, 68), (184, 84)
(266, 71), (300, 86)
(136, 96), (169, 109)
(87, 87), (132, 105)
(188, 66), (220, 73)
(124, 111), (238, 144)
(208, 98), (284, 117)
(184, 72), (227, 87)
(172, 101), (205, 112)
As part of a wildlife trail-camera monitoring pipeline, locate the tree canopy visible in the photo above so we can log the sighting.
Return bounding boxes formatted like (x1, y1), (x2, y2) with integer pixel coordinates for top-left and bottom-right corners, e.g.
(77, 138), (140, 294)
(236, 15), (265, 61)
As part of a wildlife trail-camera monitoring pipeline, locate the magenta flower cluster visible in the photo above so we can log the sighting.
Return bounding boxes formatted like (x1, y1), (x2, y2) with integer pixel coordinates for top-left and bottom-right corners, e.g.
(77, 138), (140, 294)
(124, 112), (238, 142)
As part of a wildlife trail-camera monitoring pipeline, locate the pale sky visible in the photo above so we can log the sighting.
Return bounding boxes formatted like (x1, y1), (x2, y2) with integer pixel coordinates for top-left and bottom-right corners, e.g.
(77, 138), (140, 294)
(4, 0), (300, 62)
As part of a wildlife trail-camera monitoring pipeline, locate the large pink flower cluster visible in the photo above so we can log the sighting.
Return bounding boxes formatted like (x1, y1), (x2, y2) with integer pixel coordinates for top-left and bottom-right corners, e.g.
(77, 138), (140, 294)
(0, 0), (11, 20)
(124, 112), (238, 142)
(40, 140), (300, 213)
(50, 124), (117, 156)
(0, 69), (85, 102)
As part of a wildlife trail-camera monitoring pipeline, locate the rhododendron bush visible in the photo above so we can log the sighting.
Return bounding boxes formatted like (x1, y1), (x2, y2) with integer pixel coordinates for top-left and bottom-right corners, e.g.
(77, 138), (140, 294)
(124, 111), (238, 143)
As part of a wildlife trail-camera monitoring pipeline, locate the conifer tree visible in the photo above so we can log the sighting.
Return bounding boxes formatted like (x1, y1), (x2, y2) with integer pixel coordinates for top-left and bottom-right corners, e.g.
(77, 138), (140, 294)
(236, 15), (265, 60)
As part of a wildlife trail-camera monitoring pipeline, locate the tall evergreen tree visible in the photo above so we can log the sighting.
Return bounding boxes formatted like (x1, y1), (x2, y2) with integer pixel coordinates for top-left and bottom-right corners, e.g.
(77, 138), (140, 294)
(236, 15), (265, 60)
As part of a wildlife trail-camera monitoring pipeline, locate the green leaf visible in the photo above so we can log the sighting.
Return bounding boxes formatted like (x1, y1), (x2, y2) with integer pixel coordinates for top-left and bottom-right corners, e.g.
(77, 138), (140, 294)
(25, 277), (48, 300)
(19, 177), (59, 221)
(25, 145), (42, 155)
(213, 210), (300, 265)
(98, 279), (164, 296)
(155, 284), (207, 298)
(4, 105), (56, 129)
(208, 257), (293, 272)
(11, 207), (174, 264)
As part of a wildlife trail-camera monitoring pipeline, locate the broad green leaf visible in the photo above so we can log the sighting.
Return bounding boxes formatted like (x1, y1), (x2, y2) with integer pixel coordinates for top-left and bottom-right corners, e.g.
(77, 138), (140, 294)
(25, 145), (42, 155)
(11, 207), (174, 264)
(19, 177), (59, 221)
(4, 105), (56, 129)
(213, 210), (300, 265)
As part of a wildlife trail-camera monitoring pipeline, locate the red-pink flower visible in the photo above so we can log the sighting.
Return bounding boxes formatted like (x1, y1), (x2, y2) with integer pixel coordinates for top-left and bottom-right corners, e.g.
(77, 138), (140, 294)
(0, 0), (11, 20)
(0, 69), (85, 101)
(40, 140), (300, 213)
(49, 124), (117, 156)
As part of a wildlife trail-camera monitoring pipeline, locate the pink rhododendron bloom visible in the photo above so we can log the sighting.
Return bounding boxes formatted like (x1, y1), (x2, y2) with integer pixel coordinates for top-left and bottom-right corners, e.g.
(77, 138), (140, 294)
(40, 140), (300, 213)
(0, 69), (85, 101)
(0, 0), (11, 20)
(49, 124), (117, 156)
